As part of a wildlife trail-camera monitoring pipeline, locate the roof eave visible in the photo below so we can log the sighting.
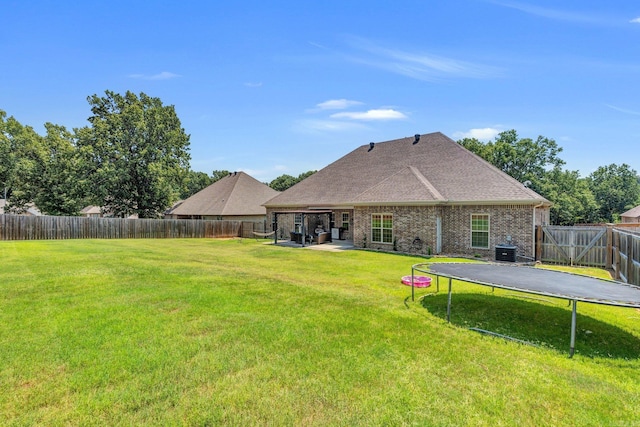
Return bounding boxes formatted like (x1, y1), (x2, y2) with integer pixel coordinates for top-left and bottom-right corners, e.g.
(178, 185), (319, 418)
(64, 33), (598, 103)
(352, 199), (552, 207)
(267, 199), (552, 208)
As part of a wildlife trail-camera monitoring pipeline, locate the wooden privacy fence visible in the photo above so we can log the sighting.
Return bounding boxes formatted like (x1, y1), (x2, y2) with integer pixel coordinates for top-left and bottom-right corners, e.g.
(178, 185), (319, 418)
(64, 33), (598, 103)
(612, 229), (640, 286)
(536, 224), (640, 286)
(0, 215), (244, 240)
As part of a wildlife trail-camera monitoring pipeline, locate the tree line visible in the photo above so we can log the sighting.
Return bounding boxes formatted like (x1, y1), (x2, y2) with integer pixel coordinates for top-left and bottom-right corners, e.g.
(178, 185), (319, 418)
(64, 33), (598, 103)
(3, 92), (637, 223)
(458, 130), (640, 225)
(1, 91), (315, 218)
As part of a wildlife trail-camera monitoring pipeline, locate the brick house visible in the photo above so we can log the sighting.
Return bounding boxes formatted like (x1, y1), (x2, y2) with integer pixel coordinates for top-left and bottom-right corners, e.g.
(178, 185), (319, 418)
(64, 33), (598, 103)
(264, 132), (551, 259)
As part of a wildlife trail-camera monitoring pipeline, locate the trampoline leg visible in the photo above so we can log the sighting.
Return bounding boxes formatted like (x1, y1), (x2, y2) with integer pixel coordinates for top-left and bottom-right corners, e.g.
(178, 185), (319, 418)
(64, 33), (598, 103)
(446, 277), (452, 323)
(569, 300), (577, 358)
(411, 271), (415, 302)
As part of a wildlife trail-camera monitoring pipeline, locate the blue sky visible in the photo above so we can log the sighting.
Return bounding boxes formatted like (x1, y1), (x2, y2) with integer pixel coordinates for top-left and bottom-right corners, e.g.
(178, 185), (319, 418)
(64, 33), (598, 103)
(2, 0), (639, 182)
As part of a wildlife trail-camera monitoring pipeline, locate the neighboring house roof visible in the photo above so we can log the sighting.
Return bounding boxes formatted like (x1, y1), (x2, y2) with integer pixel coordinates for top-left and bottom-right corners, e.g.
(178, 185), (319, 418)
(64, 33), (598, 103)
(0, 199), (42, 216)
(168, 171), (280, 216)
(80, 205), (102, 215)
(265, 132), (550, 208)
(79, 205), (138, 218)
(621, 205), (640, 219)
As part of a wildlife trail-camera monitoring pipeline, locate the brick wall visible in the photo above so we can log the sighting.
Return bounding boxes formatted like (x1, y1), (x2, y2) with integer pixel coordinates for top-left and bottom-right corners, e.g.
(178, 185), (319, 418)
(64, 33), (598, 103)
(353, 205), (439, 255)
(441, 205), (536, 258)
(353, 204), (546, 258)
(333, 209), (354, 240)
(269, 204), (549, 259)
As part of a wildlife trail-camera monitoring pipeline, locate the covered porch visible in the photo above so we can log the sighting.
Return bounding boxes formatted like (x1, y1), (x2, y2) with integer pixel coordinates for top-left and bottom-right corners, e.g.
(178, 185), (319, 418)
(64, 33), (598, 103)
(271, 209), (335, 247)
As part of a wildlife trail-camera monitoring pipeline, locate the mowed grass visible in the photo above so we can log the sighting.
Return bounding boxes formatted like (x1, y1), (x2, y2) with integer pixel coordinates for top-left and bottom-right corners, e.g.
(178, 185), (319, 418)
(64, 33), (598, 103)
(1, 239), (639, 426)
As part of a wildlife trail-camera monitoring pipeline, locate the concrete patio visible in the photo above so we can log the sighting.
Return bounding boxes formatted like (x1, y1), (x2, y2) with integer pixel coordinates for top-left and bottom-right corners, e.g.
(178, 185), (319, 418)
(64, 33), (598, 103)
(271, 239), (355, 252)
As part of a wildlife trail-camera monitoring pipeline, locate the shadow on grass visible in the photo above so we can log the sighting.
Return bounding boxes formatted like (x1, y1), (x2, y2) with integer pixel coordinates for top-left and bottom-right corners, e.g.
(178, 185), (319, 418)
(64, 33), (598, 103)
(420, 292), (640, 359)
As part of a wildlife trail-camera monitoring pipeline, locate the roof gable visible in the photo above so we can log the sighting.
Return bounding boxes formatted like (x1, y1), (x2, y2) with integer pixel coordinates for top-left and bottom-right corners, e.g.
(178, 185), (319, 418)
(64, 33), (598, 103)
(265, 132), (549, 207)
(170, 172), (279, 216)
(353, 166), (445, 204)
(621, 205), (640, 218)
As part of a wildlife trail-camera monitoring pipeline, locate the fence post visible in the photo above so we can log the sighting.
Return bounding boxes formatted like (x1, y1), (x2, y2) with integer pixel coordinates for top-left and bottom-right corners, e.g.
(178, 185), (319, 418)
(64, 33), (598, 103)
(630, 232), (635, 285)
(606, 224), (613, 272)
(614, 230), (621, 280)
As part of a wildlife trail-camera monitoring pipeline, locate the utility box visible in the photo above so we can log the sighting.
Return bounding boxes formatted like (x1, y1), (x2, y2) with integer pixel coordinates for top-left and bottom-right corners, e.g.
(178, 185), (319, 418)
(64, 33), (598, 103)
(495, 244), (517, 262)
(331, 228), (340, 240)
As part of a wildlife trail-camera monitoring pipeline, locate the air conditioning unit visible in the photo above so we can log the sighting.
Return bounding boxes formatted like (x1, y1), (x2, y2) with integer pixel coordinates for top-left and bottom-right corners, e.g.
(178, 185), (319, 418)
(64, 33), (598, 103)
(495, 244), (517, 262)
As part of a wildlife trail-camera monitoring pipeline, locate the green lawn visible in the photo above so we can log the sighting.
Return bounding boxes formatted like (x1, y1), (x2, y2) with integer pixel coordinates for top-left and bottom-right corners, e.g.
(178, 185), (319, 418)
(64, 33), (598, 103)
(1, 239), (639, 426)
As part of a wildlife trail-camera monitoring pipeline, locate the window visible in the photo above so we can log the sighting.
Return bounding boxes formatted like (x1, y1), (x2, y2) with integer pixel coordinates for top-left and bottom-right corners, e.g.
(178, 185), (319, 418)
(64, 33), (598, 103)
(471, 214), (490, 249)
(372, 213), (393, 244)
(294, 213), (302, 233)
(341, 212), (349, 230)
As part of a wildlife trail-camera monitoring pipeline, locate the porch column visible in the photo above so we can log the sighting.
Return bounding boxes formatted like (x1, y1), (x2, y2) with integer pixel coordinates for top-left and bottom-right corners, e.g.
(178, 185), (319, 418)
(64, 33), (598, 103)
(273, 212), (278, 244)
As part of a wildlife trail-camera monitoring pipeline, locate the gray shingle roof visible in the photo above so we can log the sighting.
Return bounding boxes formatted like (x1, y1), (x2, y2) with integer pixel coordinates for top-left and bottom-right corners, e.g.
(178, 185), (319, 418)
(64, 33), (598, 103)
(264, 132), (550, 207)
(170, 172), (279, 216)
(80, 205), (102, 215)
(621, 205), (640, 219)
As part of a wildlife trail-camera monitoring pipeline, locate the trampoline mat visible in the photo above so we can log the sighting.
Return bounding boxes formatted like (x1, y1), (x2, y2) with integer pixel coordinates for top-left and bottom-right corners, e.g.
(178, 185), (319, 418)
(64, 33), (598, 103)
(427, 263), (640, 308)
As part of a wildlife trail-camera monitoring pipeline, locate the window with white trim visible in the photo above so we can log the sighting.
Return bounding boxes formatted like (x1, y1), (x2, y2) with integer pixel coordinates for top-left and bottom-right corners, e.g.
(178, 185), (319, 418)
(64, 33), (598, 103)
(341, 212), (349, 230)
(372, 213), (393, 244)
(471, 214), (490, 249)
(294, 213), (302, 233)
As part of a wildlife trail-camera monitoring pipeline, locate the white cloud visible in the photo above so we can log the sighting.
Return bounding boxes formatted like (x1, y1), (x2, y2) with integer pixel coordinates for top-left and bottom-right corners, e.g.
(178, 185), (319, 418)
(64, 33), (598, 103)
(129, 71), (180, 80)
(294, 119), (369, 132)
(453, 127), (502, 141)
(344, 36), (503, 82)
(244, 82), (263, 87)
(330, 109), (407, 121)
(316, 99), (363, 110)
(605, 104), (640, 116)
(490, 1), (598, 23)
(490, 1), (633, 26)
(631, 17), (640, 24)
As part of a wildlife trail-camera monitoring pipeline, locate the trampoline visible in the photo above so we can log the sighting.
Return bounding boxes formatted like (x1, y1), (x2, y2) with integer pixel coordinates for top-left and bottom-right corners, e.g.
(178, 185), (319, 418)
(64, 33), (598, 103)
(411, 262), (640, 357)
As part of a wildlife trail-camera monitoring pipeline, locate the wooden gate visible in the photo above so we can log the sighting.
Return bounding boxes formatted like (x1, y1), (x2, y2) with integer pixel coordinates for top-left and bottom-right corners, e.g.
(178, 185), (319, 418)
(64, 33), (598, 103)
(538, 226), (608, 267)
(536, 225), (639, 286)
(613, 229), (640, 286)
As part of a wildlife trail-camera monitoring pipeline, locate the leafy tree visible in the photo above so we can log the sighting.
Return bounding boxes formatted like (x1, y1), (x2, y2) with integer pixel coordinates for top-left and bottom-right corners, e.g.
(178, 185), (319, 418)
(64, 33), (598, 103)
(211, 169), (231, 183)
(297, 170), (316, 182)
(459, 129), (565, 191)
(269, 174), (296, 192)
(588, 164), (640, 223)
(180, 170), (213, 199)
(31, 124), (88, 215)
(76, 90), (191, 218)
(0, 113), (44, 212)
(0, 110), (15, 200)
(269, 170), (316, 192)
(538, 168), (599, 225)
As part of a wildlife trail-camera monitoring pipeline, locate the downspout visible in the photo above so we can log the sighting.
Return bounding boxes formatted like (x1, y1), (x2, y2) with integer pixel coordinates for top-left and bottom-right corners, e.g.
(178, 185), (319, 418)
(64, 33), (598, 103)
(533, 201), (545, 260)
